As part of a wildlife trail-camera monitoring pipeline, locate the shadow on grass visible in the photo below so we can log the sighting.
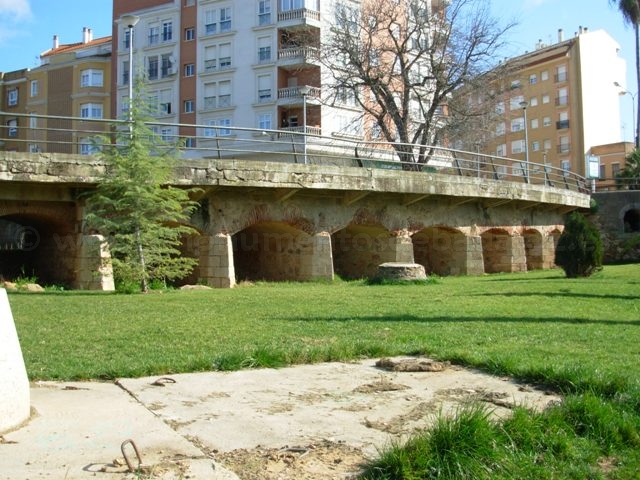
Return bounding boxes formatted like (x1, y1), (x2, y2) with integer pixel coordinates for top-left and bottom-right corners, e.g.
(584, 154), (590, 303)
(289, 314), (640, 327)
(470, 292), (640, 301)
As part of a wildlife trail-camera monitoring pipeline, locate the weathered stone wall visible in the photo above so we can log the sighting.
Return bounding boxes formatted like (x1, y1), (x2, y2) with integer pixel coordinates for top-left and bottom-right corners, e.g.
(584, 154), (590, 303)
(590, 192), (640, 263)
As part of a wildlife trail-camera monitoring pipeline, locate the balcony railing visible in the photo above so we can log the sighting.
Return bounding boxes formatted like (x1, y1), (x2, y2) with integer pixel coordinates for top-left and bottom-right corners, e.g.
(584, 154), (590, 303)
(278, 46), (320, 63)
(277, 85), (321, 101)
(277, 8), (320, 23)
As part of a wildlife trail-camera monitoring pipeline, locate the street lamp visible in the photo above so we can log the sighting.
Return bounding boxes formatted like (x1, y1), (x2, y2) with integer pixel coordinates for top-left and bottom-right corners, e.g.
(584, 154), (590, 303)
(299, 85), (311, 164)
(519, 100), (530, 182)
(614, 81), (638, 148)
(121, 14), (140, 133)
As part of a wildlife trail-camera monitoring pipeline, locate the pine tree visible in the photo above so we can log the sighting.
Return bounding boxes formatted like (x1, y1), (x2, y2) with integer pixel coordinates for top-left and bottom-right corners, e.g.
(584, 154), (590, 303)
(555, 212), (603, 278)
(85, 91), (199, 292)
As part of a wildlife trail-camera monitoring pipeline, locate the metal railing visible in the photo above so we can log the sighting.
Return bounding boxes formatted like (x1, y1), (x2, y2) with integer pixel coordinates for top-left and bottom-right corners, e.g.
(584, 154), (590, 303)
(0, 112), (589, 193)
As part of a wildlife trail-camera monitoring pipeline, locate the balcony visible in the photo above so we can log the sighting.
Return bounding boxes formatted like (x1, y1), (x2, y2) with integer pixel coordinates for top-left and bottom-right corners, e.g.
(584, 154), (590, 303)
(277, 46), (320, 68)
(277, 85), (321, 106)
(277, 8), (321, 28)
(556, 119), (570, 130)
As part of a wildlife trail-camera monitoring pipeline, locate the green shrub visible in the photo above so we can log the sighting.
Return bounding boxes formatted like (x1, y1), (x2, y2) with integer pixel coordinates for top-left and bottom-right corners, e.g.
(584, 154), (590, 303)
(555, 212), (603, 278)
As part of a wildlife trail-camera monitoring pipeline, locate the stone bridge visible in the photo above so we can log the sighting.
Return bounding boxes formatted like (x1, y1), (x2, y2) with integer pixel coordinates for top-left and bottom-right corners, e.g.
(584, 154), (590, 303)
(0, 151), (590, 289)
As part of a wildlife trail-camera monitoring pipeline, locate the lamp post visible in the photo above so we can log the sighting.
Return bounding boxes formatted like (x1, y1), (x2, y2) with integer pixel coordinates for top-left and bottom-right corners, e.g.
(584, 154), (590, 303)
(121, 14), (140, 134)
(299, 85), (311, 164)
(614, 82), (638, 148)
(519, 100), (530, 182)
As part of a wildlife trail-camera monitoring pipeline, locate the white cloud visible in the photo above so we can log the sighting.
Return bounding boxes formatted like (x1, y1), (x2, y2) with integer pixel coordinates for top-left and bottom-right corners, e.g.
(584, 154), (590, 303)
(0, 0), (32, 19)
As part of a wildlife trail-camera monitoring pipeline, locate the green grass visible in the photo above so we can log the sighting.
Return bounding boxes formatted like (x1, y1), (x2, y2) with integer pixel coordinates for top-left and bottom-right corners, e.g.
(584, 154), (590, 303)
(7, 264), (640, 478)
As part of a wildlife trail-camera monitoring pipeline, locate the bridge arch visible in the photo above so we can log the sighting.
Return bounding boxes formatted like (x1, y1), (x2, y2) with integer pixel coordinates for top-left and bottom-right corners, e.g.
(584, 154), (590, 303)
(331, 224), (395, 279)
(481, 228), (519, 273)
(232, 221), (314, 282)
(413, 226), (467, 275)
(622, 203), (640, 233)
(0, 205), (77, 287)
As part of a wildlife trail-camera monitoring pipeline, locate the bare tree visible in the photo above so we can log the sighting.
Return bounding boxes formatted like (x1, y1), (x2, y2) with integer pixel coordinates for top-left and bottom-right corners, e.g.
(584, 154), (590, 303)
(321, 0), (515, 165)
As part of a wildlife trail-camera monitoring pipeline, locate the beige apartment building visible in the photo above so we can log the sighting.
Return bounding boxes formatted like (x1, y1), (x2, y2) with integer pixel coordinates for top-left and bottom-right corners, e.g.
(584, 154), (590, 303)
(0, 28), (112, 154)
(480, 27), (627, 180)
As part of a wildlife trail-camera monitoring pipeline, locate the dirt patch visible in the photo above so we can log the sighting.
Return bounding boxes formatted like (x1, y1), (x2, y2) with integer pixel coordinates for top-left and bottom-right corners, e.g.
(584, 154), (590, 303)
(215, 440), (368, 480)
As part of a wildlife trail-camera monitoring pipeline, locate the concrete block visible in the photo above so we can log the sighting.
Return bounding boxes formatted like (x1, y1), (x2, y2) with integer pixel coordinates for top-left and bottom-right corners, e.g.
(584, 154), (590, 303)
(0, 289), (30, 433)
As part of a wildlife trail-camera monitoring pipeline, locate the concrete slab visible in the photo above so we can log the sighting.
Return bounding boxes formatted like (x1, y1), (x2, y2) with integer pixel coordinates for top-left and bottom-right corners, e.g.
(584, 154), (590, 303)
(0, 381), (238, 480)
(0, 357), (560, 479)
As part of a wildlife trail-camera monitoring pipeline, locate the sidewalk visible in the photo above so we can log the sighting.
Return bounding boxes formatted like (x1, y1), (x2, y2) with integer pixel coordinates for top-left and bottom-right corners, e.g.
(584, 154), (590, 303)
(0, 380), (239, 480)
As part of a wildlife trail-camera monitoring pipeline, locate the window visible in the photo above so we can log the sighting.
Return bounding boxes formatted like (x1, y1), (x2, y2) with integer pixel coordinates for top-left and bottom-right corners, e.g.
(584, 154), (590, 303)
(510, 80), (522, 89)
(544, 139), (551, 151)
(203, 80), (232, 109)
(7, 119), (17, 137)
(511, 117), (525, 132)
(185, 27), (195, 41)
(556, 87), (568, 106)
(511, 139), (525, 154)
(205, 118), (232, 137)
(205, 9), (217, 34)
(124, 30), (131, 48)
(220, 8), (232, 32)
(532, 141), (540, 152)
(162, 21), (173, 42)
(558, 136), (570, 153)
(160, 127), (172, 141)
(543, 116), (552, 127)
(281, 0), (304, 11)
(81, 69), (103, 87)
(29, 115), (37, 129)
(204, 42), (232, 71)
(149, 25), (160, 45)
(556, 65), (567, 82)
(30, 80), (38, 97)
(184, 99), (194, 113)
(219, 42), (232, 69)
(612, 162), (621, 177)
(541, 70), (549, 81)
(336, 87), (356, 107)
(495, 122), (505, 136)
(529, 74), (537, 85)
(184, 63), (194, 77)
(158, 89), (172, 115)
(561, 160), (571, 174)
(80, 103), (103, 119)
(509, 95), (524, 110)
(496, 144), (506, 157)
(495, 101), (505, 115)
(258, 113), (272, 130)
(185, 137), (196, 148)
(80, 138), (99, 155)
(257, 36), (272, 63)
(185, 0), (195, 5)
(530, 97), (538, 107)
(7, 89), (18, 106)
(531, 118), (539, 129)
(257, 74), (273, 102)
(161, 54), (174, 77)
(542, 94), (550, 104)
(258, 0), (271, 25)
(122, 60), (130, 85)
(148, 56), (159, 80)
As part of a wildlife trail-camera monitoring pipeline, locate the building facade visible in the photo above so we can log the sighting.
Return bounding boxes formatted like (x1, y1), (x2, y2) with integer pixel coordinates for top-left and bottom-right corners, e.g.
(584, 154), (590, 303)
(1, 29), (112, 154)
(111, 0), (371, 151)
(479, 27), (627, 179)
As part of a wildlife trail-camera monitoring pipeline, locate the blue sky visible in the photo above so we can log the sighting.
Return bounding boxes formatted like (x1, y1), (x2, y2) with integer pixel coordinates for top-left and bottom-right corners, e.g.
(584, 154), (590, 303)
(0, 0), (636, 140)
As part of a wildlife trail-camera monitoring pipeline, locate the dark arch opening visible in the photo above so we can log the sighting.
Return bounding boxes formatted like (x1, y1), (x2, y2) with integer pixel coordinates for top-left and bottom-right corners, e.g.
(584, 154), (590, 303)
(623, 209), (640, 233)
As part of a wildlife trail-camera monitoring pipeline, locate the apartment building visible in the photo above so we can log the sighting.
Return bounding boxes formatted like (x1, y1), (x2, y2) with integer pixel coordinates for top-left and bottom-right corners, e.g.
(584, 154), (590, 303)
(479, 27), (626, 179)
(1, 29), (112, 154)
(0, 68), (29, 151)
(111, 0), (369, 151)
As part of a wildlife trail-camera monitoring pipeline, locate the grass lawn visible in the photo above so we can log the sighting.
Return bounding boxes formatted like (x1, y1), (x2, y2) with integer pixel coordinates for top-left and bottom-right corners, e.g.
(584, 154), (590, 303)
(7, 263), (640, 478)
